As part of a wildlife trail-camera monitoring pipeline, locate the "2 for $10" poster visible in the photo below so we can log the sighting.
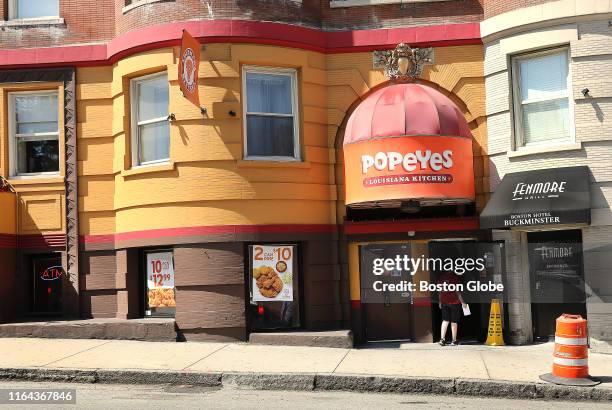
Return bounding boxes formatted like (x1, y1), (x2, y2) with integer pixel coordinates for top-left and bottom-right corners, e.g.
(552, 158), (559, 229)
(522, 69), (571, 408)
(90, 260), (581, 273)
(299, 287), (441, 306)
(252, 245), (294, 302)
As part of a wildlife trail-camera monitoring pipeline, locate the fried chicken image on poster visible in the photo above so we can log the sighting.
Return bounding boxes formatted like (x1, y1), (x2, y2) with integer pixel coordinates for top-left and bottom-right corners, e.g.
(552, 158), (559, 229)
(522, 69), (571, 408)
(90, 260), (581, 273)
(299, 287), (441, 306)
(251, 245), (294, 302)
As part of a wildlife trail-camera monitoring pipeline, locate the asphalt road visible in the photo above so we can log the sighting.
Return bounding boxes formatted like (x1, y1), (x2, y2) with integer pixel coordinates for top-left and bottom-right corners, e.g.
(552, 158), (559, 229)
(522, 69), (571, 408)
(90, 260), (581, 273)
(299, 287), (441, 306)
(0, 381), (608, 409)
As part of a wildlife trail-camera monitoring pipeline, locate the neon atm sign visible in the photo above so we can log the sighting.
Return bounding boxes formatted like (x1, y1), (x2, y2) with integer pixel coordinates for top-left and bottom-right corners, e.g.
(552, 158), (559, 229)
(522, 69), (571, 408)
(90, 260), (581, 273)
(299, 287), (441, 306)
(40, 266), (64, 281)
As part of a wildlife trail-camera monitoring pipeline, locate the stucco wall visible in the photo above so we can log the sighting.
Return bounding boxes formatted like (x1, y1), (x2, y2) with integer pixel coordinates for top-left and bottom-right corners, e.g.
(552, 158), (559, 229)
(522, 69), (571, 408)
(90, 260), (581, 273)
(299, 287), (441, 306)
(78, 42), (486, 239)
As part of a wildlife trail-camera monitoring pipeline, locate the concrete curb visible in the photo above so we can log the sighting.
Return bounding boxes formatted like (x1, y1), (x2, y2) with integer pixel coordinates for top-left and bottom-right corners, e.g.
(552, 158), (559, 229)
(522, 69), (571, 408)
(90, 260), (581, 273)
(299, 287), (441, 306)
(0, 368), (610, 402)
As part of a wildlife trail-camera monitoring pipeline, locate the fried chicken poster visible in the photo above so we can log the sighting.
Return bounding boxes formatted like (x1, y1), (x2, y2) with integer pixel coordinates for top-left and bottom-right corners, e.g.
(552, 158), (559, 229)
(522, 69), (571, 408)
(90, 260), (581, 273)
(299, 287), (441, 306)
(146, 252), (176, 308)
(251, 245), (294, 302)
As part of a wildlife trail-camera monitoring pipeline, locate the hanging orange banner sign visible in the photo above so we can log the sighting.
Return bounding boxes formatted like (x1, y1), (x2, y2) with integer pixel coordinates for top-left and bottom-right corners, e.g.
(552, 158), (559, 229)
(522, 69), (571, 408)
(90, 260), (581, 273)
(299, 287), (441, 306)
(343, 136), (475, 205)
(178, 29), (201, 108)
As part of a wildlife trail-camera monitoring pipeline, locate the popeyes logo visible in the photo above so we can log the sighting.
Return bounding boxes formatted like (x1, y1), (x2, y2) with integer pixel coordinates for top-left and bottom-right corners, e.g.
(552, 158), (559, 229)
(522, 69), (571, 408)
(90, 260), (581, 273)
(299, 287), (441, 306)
(178, 30), (201, 108)
(361, 150), (453, 174)
(181, 48), (197, 93)
(343, 136), (475, 205)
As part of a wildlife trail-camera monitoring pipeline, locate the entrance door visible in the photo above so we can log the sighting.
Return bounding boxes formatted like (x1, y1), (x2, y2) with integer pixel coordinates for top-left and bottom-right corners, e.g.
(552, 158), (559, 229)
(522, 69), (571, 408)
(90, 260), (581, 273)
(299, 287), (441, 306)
(428, 241), (484, 343)
(360, 244), (412, 342)
(32, 255), (63, 315)
(528, 230), (586, 339)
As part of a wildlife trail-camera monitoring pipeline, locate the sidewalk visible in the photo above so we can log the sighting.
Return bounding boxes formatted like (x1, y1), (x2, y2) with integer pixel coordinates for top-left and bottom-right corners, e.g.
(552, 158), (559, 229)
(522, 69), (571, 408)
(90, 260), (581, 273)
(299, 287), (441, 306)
(0, 338), (610, 400)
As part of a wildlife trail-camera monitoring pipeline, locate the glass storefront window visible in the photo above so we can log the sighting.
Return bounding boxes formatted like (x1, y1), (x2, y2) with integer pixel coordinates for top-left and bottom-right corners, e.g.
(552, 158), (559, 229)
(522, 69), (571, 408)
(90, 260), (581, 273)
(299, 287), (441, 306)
(144, 250), (176, 317)
(248, 244), (300, 330)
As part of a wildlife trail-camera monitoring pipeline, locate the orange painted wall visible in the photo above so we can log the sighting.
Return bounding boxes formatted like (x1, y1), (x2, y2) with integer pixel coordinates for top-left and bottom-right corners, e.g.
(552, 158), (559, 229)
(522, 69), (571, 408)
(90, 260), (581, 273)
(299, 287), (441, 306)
(76, 43), (486, 237)
(0, 191), (16, 235)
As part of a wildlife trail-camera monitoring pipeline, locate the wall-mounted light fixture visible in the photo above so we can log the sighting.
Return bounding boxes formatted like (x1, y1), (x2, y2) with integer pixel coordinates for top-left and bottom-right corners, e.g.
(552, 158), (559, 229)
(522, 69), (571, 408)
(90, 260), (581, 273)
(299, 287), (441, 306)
(581, 88), (590, 97)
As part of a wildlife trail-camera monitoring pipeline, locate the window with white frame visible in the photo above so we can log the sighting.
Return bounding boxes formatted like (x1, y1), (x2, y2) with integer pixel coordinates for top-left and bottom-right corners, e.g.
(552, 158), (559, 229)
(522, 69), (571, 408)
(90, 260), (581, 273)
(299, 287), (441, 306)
(243, 66), (300, 160)
(512, 48), (573, 147)
(130, 73), (170, 166)
(9, 92), (60, 176)
(9, 0), (60, 20)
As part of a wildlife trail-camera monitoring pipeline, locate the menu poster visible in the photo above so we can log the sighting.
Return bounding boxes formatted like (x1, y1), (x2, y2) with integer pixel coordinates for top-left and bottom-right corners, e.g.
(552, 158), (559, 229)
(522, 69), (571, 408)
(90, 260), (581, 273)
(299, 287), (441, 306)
(146, 251), (176, 308)
(251, 245), (294, 302)
(528, 242), (582, 279)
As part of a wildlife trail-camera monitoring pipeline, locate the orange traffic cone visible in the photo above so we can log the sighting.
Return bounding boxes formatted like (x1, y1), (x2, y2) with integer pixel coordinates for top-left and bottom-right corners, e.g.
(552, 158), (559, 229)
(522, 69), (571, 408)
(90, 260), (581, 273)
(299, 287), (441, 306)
(539, 314), (600, 386)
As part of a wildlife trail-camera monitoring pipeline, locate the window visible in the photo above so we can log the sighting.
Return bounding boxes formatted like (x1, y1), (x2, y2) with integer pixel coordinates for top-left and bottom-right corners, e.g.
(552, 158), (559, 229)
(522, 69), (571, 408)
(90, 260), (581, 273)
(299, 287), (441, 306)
(9, 0), (59, 19)
(512, 48), (573, 147)
(330, 0), (446, 8)
(243, 66), (300, 160)
(9, 92), (60, 176)
(130, 73), (170, 166)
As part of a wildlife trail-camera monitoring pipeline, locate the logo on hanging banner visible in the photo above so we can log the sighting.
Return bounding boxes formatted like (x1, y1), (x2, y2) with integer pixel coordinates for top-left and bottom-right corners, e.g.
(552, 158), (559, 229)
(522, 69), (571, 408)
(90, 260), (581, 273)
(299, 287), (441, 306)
(178, 29), (201, 108)
(181, 48), (197, 93)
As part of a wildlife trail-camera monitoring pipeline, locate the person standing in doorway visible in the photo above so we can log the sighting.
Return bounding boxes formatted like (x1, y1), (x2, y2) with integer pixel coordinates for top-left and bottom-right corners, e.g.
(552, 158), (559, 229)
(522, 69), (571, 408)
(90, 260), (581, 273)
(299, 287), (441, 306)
(437, 271), (467, 346)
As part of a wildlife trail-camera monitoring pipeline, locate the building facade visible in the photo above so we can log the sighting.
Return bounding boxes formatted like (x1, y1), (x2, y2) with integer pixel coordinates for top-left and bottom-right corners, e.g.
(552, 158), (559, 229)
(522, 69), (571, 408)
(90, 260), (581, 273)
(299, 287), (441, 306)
(0, 0), (609, 350)
(481, 0), (612, 350)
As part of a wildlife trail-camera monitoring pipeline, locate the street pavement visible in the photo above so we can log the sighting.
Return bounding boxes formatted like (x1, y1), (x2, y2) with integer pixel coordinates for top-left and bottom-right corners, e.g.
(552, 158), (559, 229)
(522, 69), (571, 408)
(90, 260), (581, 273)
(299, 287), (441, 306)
(0, 338), (610, 387)
(0, 380), (609, 409)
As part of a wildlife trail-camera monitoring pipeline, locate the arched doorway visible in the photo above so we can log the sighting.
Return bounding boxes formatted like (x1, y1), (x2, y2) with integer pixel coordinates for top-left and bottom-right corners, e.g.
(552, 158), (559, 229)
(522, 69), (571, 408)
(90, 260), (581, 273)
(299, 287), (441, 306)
(338, 82), (495, 344)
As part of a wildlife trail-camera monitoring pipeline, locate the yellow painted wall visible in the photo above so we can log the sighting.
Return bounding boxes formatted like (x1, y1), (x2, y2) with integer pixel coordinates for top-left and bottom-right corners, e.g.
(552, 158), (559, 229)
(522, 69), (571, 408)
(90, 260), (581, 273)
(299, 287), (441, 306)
(327, 45), (487, 222)
(0, 191), (16, 234)
(76, 43), (486, 237)
(0, 82), (66, 235)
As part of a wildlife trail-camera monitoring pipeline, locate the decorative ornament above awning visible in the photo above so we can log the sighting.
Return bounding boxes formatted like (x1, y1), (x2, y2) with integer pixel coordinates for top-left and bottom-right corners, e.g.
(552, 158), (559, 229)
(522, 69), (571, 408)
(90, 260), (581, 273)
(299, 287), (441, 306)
(373, 43), (434, 80)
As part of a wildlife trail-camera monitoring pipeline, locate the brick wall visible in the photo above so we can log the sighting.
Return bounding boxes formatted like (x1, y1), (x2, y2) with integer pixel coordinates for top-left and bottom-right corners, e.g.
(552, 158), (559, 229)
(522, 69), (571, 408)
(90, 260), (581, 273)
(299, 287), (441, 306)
(0, 0), (114, 49)
(117, 0), (483, 34)
(115, 0), (320, 36)
(320, 0), (483, 30)
(0, 0), (484, 49)
(482, 0), (556, 19)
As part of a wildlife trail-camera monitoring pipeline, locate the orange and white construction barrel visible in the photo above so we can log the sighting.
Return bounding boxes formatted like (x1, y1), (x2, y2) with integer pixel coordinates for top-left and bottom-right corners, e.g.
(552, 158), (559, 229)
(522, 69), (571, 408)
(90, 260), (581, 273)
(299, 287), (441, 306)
(540, 314), (600, 386)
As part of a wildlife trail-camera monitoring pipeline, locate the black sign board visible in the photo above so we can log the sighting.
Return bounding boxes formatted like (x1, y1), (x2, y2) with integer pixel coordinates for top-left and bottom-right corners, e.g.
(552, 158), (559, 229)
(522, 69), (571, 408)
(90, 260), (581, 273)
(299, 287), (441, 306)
(480, 166), (590, 229)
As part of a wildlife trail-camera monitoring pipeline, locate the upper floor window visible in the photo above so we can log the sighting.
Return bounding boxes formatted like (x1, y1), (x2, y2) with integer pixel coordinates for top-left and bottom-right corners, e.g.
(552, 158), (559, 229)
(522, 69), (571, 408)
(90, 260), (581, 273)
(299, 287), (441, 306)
(130, 73), (170, 166)
(330, 0), (441, 8)
(9, 0), (60, 20)
(9, 91), (60, 176)
(511, 48), (573, 147)
(242, 66), (300, 160)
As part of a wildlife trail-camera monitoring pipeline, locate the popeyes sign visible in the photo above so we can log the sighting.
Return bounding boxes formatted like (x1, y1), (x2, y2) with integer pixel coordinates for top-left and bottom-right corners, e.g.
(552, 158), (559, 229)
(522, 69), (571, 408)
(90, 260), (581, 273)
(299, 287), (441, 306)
(343, 136), (475, 205)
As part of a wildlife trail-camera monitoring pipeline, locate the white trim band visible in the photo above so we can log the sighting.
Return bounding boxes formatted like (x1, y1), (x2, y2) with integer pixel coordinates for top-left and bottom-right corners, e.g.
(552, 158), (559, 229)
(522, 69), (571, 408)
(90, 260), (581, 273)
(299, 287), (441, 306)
(553, 357), (588, 367)
(555, 336), (587, 345)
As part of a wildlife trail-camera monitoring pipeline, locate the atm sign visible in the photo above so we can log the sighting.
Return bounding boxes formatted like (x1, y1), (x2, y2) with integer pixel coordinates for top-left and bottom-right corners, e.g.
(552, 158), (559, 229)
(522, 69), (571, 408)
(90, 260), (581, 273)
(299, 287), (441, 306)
(40, 266), (64, 281)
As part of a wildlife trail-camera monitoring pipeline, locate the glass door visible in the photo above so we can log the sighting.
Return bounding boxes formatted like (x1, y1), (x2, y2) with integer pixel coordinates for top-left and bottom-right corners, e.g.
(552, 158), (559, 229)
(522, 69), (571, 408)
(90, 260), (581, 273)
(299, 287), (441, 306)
(32, 255), (63, 315)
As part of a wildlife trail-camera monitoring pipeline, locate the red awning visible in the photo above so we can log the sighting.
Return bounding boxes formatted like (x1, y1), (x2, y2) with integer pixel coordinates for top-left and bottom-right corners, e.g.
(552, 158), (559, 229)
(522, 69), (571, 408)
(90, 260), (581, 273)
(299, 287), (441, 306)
(344, 83), (472, 145)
